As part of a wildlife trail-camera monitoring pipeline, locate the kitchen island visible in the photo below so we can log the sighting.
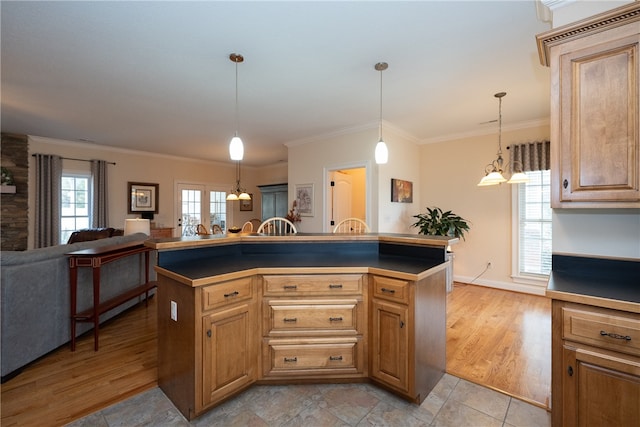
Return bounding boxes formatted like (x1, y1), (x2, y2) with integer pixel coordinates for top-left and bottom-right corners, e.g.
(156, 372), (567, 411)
(146, 233), (456, 420)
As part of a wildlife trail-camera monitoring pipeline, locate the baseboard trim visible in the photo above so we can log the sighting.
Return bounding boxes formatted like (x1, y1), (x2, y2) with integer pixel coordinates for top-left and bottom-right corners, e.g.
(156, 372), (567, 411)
(453, 275), (547, 296)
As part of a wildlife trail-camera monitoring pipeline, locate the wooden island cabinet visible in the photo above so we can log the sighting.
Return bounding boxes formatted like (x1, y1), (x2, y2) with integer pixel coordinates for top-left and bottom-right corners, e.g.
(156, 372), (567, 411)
(148, 233), (454, 420)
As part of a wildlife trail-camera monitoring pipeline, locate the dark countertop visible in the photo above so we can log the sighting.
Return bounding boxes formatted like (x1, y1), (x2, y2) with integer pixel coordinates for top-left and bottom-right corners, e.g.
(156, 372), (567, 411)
(153, 236), (449, 286)
(547, 253), (640, 313)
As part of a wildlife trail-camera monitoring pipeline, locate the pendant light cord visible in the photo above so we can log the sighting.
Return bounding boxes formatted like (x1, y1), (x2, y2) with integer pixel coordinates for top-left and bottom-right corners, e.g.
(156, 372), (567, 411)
(234, 59), (239, 138)
(379, 67), (383, 140)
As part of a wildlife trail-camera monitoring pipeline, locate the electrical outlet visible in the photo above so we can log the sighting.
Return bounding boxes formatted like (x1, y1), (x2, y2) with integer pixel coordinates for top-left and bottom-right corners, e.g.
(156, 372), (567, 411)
(487, 262), (492, 269)
(170, 300), (178, 321)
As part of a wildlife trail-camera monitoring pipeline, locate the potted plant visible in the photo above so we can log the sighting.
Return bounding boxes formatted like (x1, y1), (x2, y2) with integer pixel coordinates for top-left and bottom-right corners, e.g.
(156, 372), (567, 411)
(411, 207), (470, 292)
(411, 207), (470, 240)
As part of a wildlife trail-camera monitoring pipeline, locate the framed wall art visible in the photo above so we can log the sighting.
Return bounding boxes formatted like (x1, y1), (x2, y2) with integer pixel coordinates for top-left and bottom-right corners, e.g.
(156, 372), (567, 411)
(128, 182), (159, 214)
(295, 183), (314, 216)
(239, 194), (253, 211)
(391, 178), (413, 203)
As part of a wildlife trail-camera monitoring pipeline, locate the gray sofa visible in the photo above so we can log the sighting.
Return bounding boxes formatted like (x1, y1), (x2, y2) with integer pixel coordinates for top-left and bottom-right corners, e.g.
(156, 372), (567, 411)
(1, 233), (155, 380)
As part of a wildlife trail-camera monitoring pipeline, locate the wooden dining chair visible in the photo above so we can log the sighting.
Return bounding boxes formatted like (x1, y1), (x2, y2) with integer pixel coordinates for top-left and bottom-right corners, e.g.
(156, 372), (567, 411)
(257, 217), (298, 234)
(250, 218), (262, 231)
(333, 218), (370, 233)
(196, 224), (211, 235)
(241, 221), (253, 232)
(211, 224), (224, 234)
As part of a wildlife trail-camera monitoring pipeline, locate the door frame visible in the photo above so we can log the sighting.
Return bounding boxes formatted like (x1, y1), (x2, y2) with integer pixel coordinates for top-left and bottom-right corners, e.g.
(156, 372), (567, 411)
(174, 180), (232, 237)
(323, 160), (372, 232)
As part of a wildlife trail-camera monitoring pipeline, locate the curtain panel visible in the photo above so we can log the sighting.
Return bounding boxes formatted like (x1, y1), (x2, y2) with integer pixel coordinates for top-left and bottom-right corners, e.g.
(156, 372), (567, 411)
(34, 154), (62, 248)
(509, 140), (551, 172)
(90, 159), (108, 228)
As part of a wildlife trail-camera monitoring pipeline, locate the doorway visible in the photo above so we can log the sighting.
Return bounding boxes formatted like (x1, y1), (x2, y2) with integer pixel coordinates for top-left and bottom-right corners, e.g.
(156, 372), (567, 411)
(175, 182), (230, 236)
(325, 165), (368, 232)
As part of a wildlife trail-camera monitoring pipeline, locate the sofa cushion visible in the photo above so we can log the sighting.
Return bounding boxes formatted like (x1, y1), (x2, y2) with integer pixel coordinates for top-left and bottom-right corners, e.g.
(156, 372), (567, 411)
(66, 227), (123, 244)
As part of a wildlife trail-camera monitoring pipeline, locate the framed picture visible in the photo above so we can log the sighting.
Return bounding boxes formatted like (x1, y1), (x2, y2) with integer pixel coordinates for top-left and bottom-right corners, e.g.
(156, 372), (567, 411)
(240, 194), (253, 211)
(391, 178), (413, 203)
(295, 183), (314, 216)
(128, 182), (159, 213)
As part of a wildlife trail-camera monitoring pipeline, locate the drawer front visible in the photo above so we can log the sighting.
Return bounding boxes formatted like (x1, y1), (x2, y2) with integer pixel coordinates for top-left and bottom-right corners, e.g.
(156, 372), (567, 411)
(263, 274), (363, 296)
(264, 338), (361, 376)
(267, 300), (359, 334)
(371, 275), (409, 304)
(563, 306), (640, 356)
(202, 277), (253, 311)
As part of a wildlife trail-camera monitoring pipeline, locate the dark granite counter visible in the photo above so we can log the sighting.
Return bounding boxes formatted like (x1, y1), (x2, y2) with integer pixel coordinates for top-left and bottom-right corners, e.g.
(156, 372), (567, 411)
(547, 253), (640, 313)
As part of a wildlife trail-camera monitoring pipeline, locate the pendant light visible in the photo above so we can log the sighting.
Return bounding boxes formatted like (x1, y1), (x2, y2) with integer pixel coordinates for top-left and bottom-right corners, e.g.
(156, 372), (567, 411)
(229, 53), (244, 161)
(227, 161), (251, 201)
(375, 62), (389, 164)
(477, 92), (529, 186)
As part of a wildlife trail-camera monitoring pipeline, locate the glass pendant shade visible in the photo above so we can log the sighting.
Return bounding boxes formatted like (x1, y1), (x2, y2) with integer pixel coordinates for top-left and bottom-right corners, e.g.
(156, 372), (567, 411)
(226, 193), (239, 201)
(507, 171), (529, 184)
(229, 135), (244, 161)
(375, 139), (388, 164)
(477, 171), (507, 186)
(238, 192), (251, 200)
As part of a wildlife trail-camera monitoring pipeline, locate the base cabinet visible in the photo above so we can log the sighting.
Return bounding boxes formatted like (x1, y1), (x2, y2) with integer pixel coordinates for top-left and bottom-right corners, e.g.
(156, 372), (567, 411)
(202, 302), (256, 407)
(370, 298), (409, 392)
(551, 300), (640, 426)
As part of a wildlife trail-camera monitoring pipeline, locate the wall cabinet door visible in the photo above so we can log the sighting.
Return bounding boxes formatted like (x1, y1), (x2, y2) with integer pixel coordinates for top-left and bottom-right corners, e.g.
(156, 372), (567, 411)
(370, 299), (408, 392)
(562, 345), (640, 427)
(258, 184), (288, 220)
(202, 303), (256, 406)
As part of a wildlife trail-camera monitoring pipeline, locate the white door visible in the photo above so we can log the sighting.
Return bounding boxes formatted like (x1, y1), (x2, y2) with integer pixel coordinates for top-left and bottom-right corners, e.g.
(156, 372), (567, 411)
(328, 171), (353, 230)
(176, 183), (231, 236)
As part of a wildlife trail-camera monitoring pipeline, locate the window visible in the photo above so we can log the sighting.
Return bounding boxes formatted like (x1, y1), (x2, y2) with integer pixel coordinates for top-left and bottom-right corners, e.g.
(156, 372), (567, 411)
(209, 191), (227, 232)
(514, 170), (552, 278)
(61, 174), (91, 243)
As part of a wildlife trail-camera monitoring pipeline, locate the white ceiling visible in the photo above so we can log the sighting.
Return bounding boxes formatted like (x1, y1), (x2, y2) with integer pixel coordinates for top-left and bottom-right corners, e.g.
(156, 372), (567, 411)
(1, 1), (552, 167)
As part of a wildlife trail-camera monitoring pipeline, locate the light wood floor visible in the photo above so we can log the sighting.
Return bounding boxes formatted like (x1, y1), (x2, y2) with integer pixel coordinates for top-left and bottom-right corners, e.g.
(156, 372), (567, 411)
(0, 282), (551, 426)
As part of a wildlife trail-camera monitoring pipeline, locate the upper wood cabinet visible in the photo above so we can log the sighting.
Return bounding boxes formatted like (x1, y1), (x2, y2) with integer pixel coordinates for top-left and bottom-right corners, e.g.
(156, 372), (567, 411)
(537, 3), (640, 208)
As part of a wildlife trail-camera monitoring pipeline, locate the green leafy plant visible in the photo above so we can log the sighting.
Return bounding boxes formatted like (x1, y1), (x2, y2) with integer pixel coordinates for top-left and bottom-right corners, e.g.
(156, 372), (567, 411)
(411, 207), (470, 240)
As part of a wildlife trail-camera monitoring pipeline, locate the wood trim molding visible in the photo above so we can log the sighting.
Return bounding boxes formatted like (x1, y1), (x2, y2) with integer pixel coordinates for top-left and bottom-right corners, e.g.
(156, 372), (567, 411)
(536, 2), (640, 66)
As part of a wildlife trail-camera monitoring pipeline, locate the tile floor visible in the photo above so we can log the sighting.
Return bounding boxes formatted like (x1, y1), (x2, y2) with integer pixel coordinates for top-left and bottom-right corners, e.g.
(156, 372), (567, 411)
(66, 374), (550, 427)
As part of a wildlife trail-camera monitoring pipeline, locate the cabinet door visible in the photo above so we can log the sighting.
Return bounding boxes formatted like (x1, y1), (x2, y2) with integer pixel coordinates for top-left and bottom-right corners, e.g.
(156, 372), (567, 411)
(563, 345), (640, 427)
(202, 303), (256, 407)
(554, 32), (640, 207)
(370, 299), (408, 392)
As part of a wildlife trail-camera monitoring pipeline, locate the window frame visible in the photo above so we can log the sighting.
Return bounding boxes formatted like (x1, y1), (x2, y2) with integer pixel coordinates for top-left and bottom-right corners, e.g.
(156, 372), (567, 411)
(511, 169), (552, 286)
(60, 171), (92, 244)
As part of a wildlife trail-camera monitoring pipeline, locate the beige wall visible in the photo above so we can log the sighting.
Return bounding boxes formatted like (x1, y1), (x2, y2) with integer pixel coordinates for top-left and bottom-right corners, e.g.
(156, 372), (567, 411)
(420, 123), (551, 294)
(287, 124), (421, 233)
(27, 136), (270, 248)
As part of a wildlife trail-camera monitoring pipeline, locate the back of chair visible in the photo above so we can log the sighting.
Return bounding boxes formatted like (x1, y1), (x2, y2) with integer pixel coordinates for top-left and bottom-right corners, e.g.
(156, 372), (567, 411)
(211, 224), (224, 234)
(196, 224), (211, 235)
(241, 221), (253, 232)
(257, 217), (298, 234)
(250, 218), (262, 231)
(333, 218), (370, 233)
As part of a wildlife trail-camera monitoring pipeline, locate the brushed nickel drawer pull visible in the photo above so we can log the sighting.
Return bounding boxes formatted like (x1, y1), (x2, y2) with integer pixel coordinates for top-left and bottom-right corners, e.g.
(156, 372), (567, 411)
(329, 356), (343, 361)
(224, 291), (239, 298)
(283, 285), (297, 290)
(283, 317), (297, 322)
(381, 287), (396, 294)
(329, 317), (343, 322)
(600, 330), (632, 341)
(329, 284), (343, 289)
(284, 357), (297, 362)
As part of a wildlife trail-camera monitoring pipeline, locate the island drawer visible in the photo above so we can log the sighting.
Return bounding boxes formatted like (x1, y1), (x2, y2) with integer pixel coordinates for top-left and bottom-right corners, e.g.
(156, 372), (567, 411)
(262, 274), (363, 296)
(265, 299), (360, 335)
(202, 277), (254, 311)
(562, 304), (640, 357)
(371, 275), (409, 304)
(263, 337), (362, 376)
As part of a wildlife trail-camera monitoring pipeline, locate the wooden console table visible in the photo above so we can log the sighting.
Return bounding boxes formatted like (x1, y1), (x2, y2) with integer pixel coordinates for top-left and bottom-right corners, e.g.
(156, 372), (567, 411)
(67, 241), (157, 351)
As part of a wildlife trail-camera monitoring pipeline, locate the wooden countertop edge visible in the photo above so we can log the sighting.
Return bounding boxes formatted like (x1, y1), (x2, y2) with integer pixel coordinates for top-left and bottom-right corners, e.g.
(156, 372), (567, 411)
(546, 288), (640, 314)
(154, 261), (450, 287)
(145, 233), (458, 251)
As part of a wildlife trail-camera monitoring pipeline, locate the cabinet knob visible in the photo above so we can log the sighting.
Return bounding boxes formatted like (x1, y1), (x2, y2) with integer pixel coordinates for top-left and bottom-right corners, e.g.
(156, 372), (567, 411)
(567, 365), (573, 376)
(600, 330), (632, 341)
(329, 355), (343, 361)
(381, 287), (396, 294)
(329, 284), (343, 289)
(284, 357), (297, 363)
(206, 330), (212, 338)
(224, 291), (239, 298)
(329, 317), (343, 322)
(563, 179), (568, 189)
(283, 317), (297, 323)
(400, 320), (405, 328)
(283, 285), (297, 290)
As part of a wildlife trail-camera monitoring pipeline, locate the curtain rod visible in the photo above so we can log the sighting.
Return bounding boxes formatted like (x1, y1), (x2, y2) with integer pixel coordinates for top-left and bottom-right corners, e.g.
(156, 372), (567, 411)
(32, 154), (116, 165)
